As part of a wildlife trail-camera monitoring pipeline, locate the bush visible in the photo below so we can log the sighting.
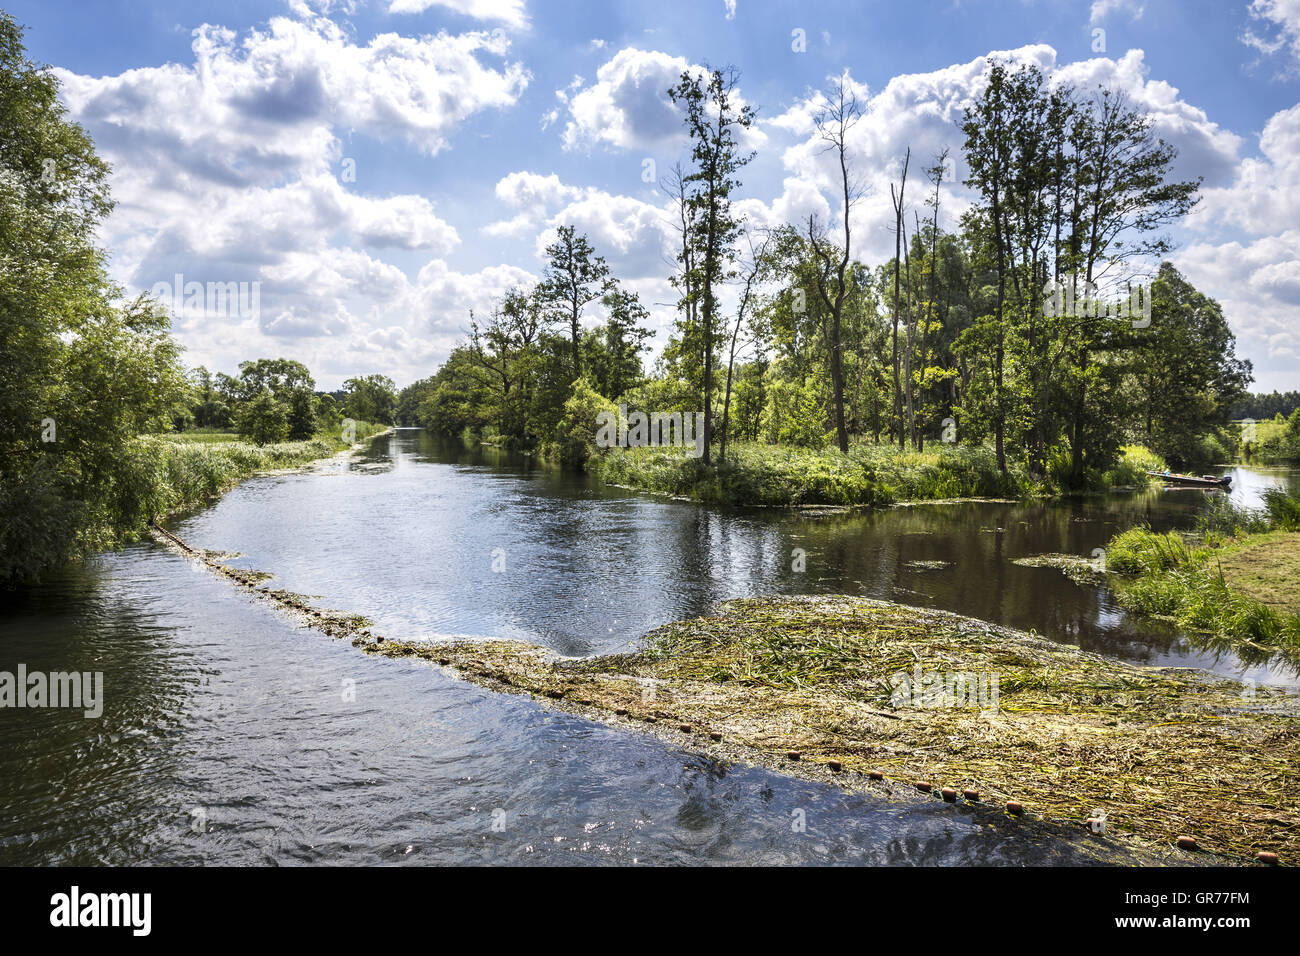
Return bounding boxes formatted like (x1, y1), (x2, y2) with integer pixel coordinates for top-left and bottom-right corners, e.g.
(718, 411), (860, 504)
(1105, 527), (1195, 574)
(1101, 445), (1167, 488)
(1263, 487), (1300, 531)
(543, 380), (616, 467)
(234, 390), (290, 446)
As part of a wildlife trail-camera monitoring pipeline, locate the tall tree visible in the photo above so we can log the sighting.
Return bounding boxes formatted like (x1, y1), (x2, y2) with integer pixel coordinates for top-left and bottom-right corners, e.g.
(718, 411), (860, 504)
(669, 66), (756, 466)
(889, 149), (911, 449)
(806, 73), (865, 453)
(535, 225), (611, 381)
(961, 65), (1013, 471)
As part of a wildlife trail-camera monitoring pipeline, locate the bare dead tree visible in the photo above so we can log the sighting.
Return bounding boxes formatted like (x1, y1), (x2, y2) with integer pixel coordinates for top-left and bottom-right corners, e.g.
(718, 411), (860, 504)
(806, 73), (866, 453)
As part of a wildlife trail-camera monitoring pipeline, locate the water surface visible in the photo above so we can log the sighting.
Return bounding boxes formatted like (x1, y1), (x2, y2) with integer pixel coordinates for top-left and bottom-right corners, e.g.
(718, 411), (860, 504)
(2, 431), (1294, 865)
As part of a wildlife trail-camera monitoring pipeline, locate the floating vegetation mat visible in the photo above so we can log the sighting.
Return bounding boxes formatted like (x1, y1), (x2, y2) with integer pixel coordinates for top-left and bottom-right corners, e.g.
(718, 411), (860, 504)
(370, 595), (1297, 864)
(904, 559), (953, 571)
(1013, 553), (1108, 586)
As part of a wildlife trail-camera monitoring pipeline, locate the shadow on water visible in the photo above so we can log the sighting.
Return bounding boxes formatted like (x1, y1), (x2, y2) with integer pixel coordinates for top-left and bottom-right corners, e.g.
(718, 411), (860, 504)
(0, 428), (1291, 864)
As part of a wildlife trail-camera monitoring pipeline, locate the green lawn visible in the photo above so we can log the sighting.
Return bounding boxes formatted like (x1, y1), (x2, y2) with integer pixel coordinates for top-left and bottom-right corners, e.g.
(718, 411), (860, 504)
(1214, 531), (1300, 616)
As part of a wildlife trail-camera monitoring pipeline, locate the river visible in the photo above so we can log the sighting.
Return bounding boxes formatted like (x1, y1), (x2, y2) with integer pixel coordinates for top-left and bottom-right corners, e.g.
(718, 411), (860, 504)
(2, 430), (1296, 865)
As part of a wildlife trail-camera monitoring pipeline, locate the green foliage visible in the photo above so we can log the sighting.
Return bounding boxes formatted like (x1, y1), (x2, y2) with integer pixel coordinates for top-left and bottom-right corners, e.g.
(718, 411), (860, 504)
(1096, 444), (1167, 490)
(1105, 528), (1195, 575)
(543, 379), (616, 466)
(1263, 487), (1300, 531)
(1103, 488), (1300, 652)
(343, 374), (397, 425)
(594, 441), (1027, 507)
(233, 390), (290, 446)
(0, 14), (193, 582)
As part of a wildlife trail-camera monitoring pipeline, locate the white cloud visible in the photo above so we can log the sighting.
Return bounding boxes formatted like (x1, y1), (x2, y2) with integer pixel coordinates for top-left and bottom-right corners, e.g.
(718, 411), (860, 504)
(1090, 0), (1145, 25)
(768, 47), (1240, 264)
(1176, 230), (1300, 388)
(54, 9), (531, 387)
(561, 48), (696, 152)
(1189, 103), (1300, 235)
(387, 0), (529, 29)
(1242, 0), (1300, 67)
(724, 0), (737, 20)
(559, 46), (766, 157)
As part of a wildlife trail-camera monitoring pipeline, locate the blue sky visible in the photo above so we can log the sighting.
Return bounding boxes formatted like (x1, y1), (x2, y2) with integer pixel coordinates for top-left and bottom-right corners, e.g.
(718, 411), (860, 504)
(8, 0), (1300, 391)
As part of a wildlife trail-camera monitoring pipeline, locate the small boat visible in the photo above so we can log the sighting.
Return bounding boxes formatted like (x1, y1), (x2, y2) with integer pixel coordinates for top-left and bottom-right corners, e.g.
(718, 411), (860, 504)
(1147, 471), (1231, 488)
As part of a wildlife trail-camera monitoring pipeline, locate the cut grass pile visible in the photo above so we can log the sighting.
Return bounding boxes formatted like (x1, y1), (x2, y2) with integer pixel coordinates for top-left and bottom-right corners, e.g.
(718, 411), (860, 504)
(368, 595), (1299, 863)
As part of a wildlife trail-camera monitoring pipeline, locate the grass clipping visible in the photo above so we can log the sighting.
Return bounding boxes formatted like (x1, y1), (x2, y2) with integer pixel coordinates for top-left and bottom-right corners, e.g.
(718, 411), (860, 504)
(371, 595), (1297, 863)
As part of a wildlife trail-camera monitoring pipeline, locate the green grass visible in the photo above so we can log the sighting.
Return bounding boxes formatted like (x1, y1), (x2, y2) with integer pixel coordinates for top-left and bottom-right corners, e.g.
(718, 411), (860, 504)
(1103, 489), (1300, 654)
(162, 428), (242, 444)
(592, 441), (1159, 508)
(147, 421), (387, 517)
(373, 594), (1300, 861)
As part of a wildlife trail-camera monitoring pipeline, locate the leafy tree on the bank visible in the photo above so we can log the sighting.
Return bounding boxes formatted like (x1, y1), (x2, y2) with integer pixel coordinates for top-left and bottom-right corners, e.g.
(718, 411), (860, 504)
(668, 65), (755, 466)
(1130, 263), (1251, 468)
(592, 284), (652, 400)
(1232, 391), (1300, 421)
(0, 15), (187, 583)
(234, 390), (290, 446)
(535, 225), (612, 379)
(343, 374), (397, 425)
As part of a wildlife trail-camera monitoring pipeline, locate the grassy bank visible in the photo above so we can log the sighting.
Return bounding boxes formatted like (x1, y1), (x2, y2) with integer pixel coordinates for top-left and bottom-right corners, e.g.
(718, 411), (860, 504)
(365, 595), (1297, 862)
(591, 441), (1163, 508)
(149, 421), (388, 514)
(1104, 488), (1300, 654)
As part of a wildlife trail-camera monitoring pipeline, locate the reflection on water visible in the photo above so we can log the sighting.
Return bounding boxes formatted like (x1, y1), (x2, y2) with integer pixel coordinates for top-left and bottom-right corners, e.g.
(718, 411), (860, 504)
(0, 430), (1292, 865)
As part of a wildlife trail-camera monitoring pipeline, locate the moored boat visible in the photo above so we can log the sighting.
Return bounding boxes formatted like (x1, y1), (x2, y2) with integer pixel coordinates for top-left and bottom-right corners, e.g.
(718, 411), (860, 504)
(1146, 470), (1231, 488)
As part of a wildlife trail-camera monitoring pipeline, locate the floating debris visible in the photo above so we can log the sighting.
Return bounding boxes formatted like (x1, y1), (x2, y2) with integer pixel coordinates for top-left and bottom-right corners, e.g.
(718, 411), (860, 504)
(904, 560), (953, 572)
(1012, 553), (1108, 586)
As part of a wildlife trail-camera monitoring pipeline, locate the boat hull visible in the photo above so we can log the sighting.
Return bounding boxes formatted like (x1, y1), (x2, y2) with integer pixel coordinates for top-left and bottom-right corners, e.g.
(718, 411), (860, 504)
(1146, 471), (1231, 488)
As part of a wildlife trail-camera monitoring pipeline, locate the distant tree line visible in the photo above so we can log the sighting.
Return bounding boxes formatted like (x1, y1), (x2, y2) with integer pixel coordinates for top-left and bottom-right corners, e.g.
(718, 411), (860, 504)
(1232, 391), (1300, 421)
(180, 360), (397, 444)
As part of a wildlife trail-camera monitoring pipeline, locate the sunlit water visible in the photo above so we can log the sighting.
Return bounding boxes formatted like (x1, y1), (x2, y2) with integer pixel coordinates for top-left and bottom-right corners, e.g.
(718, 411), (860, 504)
(2, 430), (1295, 865)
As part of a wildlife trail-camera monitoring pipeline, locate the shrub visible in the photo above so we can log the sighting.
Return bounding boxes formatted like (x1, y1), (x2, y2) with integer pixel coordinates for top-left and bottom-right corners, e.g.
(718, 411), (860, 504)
(544, 380), (616, 467)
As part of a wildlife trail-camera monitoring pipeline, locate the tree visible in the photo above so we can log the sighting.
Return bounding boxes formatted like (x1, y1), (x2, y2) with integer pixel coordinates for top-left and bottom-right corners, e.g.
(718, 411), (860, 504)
(961, 64), (1016, 472)
(594, 285), (652, 400)
(889, 149), (912, 450)
(535, 225), (611, 380)
(343, 374), (397, 425)
(1130, 263), (1251, 468)
(668, 66), (756, 466)
(234, 390), (290, 446)
(1, 14), (186, 582)
(806, 73), (865, 453)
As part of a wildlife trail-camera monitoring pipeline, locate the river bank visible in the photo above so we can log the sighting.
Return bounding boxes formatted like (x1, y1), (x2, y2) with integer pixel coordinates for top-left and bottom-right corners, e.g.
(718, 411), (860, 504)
(586, 442), (1166, 509)
(1101, 489), (1300, 657)
(149, 423), (389, 517)
(119, 432), (1298, 865)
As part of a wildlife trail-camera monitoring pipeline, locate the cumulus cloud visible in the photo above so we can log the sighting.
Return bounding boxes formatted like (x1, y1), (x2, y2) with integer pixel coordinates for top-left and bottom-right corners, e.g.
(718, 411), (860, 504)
(1189, 103), (1300, 235)
(766, 46), (1241, 263)
(561, 48), (695, 152)
(53, 9), (531, 386)
(1176, 230), (1300, 387)
(559, 47), (765, 154)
